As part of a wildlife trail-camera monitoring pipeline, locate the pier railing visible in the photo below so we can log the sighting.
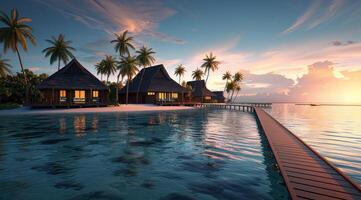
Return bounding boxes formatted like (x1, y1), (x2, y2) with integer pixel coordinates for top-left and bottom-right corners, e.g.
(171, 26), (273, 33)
(198, 103), (271, 113)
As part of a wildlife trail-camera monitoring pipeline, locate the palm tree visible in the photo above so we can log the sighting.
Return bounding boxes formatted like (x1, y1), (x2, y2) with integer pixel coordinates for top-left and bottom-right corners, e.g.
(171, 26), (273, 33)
(135, 46), (155, 103)
(231, 72), (243, 102)
(0, 57), (11, 77)
(42, 34), (75, 71)
(119, 55), (139, 104)
(222, 71), (232, 91)
(174, 64), (186, 84)
(233, 84), (241, 102)
(102, 55), (117, 83)
(192, 68), (204, 80)
(115, 63), (125, 104)
(0, 8), (36, 103)
(200, 52), (220, 85)
(233, 72), (243, 82)
(95, 61), (105, 81)
(226, 81), (236, 102)
(111, 30), (135, 57)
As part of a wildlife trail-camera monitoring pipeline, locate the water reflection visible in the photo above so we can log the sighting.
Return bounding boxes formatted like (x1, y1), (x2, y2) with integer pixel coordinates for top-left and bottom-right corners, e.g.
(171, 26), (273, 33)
(267, 103), (361, 184)
(74, 115), (86, 136)
(0, 110), (289, 199)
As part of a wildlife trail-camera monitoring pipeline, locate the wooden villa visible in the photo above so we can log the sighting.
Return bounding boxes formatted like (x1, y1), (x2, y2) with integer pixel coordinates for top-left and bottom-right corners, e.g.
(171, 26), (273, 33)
(212, 91), (225, 103)
(186, 80), (215, 103)
(119, 64), (187, 104)
(34, 59), (109, 107)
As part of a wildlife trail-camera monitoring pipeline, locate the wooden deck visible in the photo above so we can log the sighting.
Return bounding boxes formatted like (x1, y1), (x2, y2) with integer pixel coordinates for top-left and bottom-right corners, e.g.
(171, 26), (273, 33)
(254, 107), (361, 200)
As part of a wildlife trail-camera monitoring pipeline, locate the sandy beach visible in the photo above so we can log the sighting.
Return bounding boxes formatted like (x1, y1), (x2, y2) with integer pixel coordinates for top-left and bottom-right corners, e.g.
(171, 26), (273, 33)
(0, 104), (196, 116)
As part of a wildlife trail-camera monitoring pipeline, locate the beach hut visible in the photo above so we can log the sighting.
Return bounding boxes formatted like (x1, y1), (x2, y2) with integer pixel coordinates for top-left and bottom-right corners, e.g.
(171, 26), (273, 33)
(212, 91), (225, 103)
(119, 64), (187, 104)
(35, 59), (109, 107)
(186, 80), (215, 103)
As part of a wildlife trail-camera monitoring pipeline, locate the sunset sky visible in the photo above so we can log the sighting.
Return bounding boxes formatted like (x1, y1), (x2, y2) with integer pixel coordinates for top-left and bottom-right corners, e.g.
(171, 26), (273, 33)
(2, 0), (361, 103)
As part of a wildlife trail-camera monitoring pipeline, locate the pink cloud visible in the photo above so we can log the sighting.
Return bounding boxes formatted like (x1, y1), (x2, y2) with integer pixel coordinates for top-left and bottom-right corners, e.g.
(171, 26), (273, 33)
(37, 0), (185, 44)
(283, 0), (346, 34)
(238, 61), (361, 103)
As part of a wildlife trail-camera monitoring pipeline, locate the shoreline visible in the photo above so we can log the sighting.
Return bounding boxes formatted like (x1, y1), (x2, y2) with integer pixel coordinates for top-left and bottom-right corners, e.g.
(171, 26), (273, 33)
(0, 104), (196, 116)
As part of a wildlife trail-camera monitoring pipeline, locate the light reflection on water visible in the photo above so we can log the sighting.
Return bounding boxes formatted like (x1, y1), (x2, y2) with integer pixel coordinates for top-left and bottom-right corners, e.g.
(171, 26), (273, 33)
(0, 109), (288, 200)
(266, 103), (361, 185)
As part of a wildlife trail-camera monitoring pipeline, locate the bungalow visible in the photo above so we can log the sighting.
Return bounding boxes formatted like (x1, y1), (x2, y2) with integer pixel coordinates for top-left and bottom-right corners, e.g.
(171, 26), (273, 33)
(119, 64), (187, 104)
(212, 91), (225, 103)
(186, 80), (215, 103)
(35, 59), (109, 107)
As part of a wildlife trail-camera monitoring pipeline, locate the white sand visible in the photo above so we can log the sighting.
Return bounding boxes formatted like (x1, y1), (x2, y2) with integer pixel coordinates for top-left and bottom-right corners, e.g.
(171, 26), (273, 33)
(0, 104), (196, 116)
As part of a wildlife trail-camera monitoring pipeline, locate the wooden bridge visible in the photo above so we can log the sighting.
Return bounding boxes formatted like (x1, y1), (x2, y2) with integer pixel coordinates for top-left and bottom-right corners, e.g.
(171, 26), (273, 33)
(200, 103), (361, 199)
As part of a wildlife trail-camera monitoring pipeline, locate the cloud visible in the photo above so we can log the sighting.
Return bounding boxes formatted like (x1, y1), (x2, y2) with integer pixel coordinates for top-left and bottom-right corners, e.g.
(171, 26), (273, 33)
(238, 61), (361, 103)
(283, 0), (346, 34)
(331, 40), (357, 46)
(36, 0), (185, 44)
(240, 70), (294, 95)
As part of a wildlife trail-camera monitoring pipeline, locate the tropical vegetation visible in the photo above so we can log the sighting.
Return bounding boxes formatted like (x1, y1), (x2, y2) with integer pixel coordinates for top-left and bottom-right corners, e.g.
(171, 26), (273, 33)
(174, 64), (186, 84)
(42, 34), (75, 71)
(111, 30), (135, 57)
(200, 52), (220, 85)
(101, 55), (117, 83)
(136, 46), (155, 103)
(0, 57), (12, 77)
(225, 72), (244, 102)
(119, 55), (139, 104)
(192, 68), (204, 80)
(0, 8), (36, 103)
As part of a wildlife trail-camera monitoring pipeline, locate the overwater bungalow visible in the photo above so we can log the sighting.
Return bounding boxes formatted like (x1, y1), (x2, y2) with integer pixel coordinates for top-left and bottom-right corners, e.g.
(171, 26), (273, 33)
(186, 80), (215, 103)
(119, 64), (187, 104)
(212, 91), (225, 103)
(34, 59), (109, 107)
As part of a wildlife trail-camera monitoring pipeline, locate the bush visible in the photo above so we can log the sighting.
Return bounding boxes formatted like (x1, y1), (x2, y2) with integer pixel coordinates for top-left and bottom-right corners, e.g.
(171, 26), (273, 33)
(0, 69), (48, 104)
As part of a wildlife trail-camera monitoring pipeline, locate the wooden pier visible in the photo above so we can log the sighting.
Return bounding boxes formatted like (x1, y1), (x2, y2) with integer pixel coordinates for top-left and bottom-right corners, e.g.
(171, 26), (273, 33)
(199, 102), (271, 112)
(200, 103), (361, 199)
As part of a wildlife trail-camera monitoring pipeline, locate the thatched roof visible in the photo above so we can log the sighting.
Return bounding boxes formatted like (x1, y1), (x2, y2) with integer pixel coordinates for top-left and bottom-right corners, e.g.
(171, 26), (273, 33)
(37, 59), (107, 90)
(187, 80), (215, 97)
(119, 64), (186, 93)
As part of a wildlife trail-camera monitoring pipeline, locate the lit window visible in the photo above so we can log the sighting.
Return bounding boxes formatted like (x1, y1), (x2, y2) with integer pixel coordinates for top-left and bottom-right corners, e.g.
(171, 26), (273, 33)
(60, 90), (66, 97)
(60, 90), (67, 102)
(205, 96), (211, 100)
(158, 92), (166, 100)
(92, 90), (99, 98)
(171, 93), (178, 99)
(147, 92), (155, 95)
(74, 90), (85, 102)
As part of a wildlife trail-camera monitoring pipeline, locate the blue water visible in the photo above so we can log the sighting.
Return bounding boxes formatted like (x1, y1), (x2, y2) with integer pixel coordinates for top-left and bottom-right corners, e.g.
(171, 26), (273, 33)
(0, 109), (288, 200)
(266, 104), (361, 185)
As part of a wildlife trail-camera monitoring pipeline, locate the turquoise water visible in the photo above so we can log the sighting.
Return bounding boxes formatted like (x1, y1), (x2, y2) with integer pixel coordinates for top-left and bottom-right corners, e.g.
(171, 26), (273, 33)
(0, 109), (288, 200)
(266, 104), (361, 185)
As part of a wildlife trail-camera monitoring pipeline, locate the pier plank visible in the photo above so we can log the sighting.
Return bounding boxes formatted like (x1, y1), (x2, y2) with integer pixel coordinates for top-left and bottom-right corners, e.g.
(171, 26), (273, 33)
(254, 107), (361, 200)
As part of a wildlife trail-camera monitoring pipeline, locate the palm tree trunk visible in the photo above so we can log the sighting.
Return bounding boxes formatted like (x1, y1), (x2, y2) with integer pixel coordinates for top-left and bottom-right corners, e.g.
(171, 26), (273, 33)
(107, 74), (109, 83)
(136, 67), (145, 104)
(179, 76), (181, 84)
(100, 74), (103, 81)
(233, 90), (239, 102)
(126, 77), (130, 105)
(116, 74), (120, 105)
(205, 69), (210, 84)
(16, 47), (29, 104)
(58, 59), (60, 71)
(230, 90), (235, 103)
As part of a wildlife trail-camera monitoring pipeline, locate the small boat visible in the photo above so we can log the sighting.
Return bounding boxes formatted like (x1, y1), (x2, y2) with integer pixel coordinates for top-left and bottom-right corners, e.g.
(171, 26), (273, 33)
(310, 104), (320, 106)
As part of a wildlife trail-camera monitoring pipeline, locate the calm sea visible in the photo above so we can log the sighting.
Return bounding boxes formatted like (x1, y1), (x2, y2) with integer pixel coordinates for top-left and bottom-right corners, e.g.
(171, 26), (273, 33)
(266, 103), (361, 185)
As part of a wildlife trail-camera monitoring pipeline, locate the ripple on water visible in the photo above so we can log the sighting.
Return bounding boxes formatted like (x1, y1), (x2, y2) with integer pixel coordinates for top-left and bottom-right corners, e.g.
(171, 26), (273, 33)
(0, 109), (289, 199)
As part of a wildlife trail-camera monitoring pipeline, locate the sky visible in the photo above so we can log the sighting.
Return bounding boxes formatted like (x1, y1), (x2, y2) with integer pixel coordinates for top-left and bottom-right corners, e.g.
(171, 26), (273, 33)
(2, 0), (361, 103)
